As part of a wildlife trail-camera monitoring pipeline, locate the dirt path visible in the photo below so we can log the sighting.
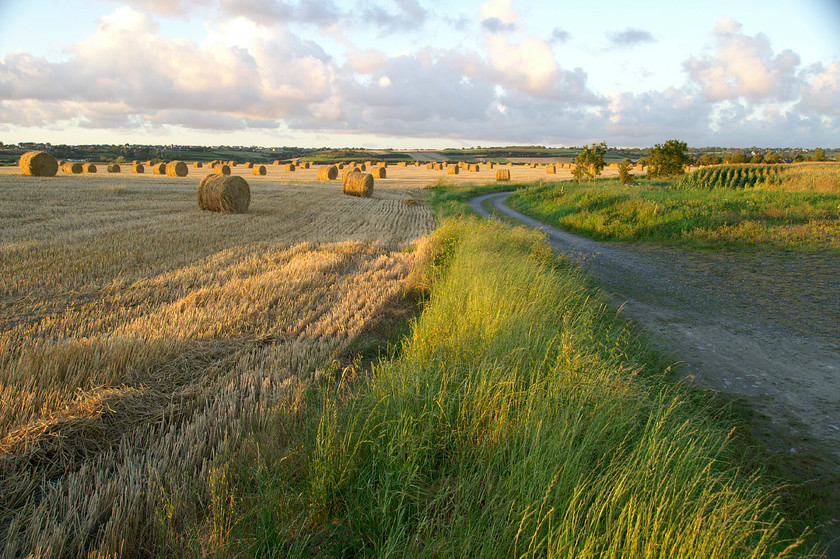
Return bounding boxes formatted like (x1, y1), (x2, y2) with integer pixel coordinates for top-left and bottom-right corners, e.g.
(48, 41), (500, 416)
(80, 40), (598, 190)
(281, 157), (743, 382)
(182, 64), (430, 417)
(470, 192), (840, 461)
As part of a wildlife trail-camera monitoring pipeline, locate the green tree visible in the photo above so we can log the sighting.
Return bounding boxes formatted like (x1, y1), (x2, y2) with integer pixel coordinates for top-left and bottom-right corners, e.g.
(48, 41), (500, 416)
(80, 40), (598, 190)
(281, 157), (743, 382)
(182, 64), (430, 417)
(724, 152), (747, 164)
(750, 153), (764, 164)
(574, 142), (607, 182)
(764, 152), (781, 164)
(836, 153), (840, 162)
(793, 154), (805, 162)
(647, 139), (689, 178)
(814, 148), (826, 161)
(618, 158), (634, 184)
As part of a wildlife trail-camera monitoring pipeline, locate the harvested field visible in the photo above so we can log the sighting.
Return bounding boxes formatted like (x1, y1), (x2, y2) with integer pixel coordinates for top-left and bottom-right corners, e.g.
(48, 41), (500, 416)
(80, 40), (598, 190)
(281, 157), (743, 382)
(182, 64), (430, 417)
(0, 168), (434, 556)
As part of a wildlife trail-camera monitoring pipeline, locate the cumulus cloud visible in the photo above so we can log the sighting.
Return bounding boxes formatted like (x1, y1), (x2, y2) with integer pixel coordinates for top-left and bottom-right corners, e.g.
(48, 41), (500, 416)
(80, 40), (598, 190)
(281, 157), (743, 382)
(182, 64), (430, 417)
(608, 28), (654, 47)
(481, 17), (516, 34)
(797, 61), (840, 115)
(360, 0), (428, 31)
(549, 28), (570, 44)
(684, 17), (800, 102)
(479, 0), (518, 27)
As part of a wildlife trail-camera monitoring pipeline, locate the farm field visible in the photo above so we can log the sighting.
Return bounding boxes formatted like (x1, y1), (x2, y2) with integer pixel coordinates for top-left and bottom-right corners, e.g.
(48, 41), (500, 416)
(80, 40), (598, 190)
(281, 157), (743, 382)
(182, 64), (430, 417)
(0, 167), (434, 555)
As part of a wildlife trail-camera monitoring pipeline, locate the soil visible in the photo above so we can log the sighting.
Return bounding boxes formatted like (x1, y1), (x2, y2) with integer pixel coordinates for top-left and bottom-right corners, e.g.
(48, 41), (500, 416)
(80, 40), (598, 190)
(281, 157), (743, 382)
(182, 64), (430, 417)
(471, 192), (840, 555)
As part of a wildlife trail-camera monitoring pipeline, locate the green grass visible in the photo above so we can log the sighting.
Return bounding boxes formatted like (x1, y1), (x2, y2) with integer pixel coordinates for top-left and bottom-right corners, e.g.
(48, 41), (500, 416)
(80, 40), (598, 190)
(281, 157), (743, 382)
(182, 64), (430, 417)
(507, 175), (840, 250)
(428, 179), (526, 218)
(190, 219), (814, 557)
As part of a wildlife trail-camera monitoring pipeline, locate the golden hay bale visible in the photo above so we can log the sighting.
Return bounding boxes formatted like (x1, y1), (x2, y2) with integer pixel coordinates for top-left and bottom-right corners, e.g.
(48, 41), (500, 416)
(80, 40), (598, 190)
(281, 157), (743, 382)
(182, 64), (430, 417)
(198, 174), (250, 213)
(245, 162), (253, 168)
(447, 164), (459, 175)
(144, 160), (153, 166)
(343, 172), (374, 197)
(397, 161), (407, 167)
(252, 165), (266, 175)
(496, 169), (510, 181)
(426, 163), (434, 169)
(273, 160), (281, 165)
(364, 161), (372, 166)
(212, 163), (231, 175)
(485, 162), (494, 169)
(285, 163), (296, 172)
(165, 160), (188, 177)
(506, 162), (513, 167)
(317, 165), (338, 180)
(433, 163), (443, 171)
(546, 165), (556, 174)
(341, 167), (360, 181)
(370, 166), (386, 179)
(63, 162), (83, 174)
(229, 161), (237, 166)
(470, 164), (480, 172)
(338, 163), (345, 169)
(132, 163), (144, 174)
(106, 164), (120, 173)
(152, 163), (166, 174)
(19, 151), (58, 176)
(193, 161), (203, 168)
(357, 163), (367, 171)
(379, 161), (387, 167)
(302, 162), (311, 169)
(83, 163), (97, 173)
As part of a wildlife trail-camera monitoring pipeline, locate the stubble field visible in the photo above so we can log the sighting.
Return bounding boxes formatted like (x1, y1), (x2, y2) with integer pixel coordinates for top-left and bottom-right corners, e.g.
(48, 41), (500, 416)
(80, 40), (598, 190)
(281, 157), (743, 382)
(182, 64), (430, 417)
(0, 165), (436, 556)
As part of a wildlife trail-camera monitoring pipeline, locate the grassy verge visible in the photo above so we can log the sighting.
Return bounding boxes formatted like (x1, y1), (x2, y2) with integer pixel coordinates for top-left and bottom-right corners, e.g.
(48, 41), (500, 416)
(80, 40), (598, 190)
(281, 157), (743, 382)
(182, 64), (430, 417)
(201, 219), (814, 557)
(428, 178), (527, 218)
(507, 174), (840, 250)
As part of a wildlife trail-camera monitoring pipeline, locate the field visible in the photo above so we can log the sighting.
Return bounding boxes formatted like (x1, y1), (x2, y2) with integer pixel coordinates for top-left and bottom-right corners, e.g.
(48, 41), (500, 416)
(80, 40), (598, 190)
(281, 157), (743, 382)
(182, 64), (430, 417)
(0, 161), (824, 556)
(0, 166), (435, 555)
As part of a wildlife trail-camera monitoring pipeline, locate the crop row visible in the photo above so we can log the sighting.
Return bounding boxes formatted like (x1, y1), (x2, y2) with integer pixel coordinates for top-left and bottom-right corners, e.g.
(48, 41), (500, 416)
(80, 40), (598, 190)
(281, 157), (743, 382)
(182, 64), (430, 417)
(675, 164), (787, 190)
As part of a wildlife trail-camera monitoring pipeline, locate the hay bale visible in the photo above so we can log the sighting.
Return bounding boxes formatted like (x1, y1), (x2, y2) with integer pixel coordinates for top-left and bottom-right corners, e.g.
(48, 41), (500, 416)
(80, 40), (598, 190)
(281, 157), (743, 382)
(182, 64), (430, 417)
(302, 162), (310, 169)
(212, 164), (231, 175)
(397, 162), (407, 167)
(83, 163), (97, 173)
(426, 163), (434, 169)
(152, 163), (166, 174)
(470, 164), (480, 172)
(245, 162), (253, 168)
(19, 151), (58, 176)
(165, 160), (188, 177)
(546, 165), (556, 174)
(132, 163), (144, 174)
(193, 161), (203, 168)
(285, 163), (296, 171)
(506, 162), (513, 167)
(317, 165), (338, 180)
(370, 166), (386, 179)
(433, 163), (443, 171)
(198, 174), (250, 213)
(364, 161), (372, 167)
(273, 160), (281, 165)
(341, 167), (361, 181)
(358, 163), (367, 171)
(447, 164), (459, 175)
(337, 163), (345, 169)
(63, 162), (83, 174)
(229, 161), (237, 167)
(252, 165), (266, 175)
(485, 162), (494, 169)
(343, 172), (374, 197)
(379, 162), (387, 168)
(496, 169), (510, 181)
(107, 164), (121, 173)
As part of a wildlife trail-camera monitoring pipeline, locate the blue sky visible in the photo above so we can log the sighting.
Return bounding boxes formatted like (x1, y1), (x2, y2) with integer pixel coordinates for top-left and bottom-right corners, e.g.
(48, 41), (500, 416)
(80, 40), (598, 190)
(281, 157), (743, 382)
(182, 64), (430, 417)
(1, 0), (838, 148)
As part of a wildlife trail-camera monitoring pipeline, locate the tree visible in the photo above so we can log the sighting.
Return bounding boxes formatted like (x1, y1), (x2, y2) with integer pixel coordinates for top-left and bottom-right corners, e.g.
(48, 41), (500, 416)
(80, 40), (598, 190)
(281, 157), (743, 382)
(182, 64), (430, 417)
(724, 152), (747, 164)
(764, 152), (781, 164)
(814, 148), (826, 161)
(618, 158), (634, 184)
(574, 142), (607, 182)
(750, 153), (764, 164)
(793, 154), (805, 162)
(646, 139), (689, 178)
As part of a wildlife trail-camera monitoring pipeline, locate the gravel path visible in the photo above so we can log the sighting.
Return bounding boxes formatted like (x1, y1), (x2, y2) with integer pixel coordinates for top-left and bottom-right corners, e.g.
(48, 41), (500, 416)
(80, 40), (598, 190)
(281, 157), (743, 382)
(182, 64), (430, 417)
(470, 192), (840, 468)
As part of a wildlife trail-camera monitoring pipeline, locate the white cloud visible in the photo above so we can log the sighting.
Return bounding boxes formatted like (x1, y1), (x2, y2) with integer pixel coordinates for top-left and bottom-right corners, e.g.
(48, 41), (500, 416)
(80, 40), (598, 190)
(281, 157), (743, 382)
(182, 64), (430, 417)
(797, 61), (840, 115)
(479, 0), (518, 26)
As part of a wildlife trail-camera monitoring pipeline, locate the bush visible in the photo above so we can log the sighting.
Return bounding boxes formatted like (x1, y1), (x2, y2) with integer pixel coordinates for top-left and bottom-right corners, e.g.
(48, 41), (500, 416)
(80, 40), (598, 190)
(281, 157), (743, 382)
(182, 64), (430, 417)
(647, 139), (689, 178)
(618, 158), (634, 184)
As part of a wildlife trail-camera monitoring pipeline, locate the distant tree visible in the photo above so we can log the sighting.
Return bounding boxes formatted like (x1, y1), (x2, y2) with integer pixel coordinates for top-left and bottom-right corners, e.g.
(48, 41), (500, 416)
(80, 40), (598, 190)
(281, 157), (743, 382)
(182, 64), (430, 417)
(836, 153), (840, 162)
(572, 163), (587, 183)
(793, 154), (805, 162)
(618, 158), (634, 184)
(574, 142), (607, 182)
(637, 156), (649, 168)
(814, 148), (826, 161)
(647, 139), (689, 178)
(725, 152), (747, 164)
(764, 152), (781, 164)
(749, 154), (764, 164)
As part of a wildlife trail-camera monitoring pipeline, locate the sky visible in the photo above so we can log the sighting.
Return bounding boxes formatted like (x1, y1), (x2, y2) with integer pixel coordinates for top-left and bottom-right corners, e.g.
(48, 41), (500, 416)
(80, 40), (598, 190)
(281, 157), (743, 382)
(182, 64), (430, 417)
(0, 0), (839, 148)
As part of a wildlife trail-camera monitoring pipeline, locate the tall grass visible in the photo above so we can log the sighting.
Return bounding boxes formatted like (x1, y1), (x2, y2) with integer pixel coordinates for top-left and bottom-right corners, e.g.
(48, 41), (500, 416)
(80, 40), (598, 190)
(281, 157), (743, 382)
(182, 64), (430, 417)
(218, 219), (810, 557)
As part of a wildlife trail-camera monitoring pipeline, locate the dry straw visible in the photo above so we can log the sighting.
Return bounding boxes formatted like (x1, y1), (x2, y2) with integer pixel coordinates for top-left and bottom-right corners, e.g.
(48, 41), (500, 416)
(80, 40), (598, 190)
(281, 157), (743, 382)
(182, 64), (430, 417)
(252, 165), (266, 176)
(426, 163), (434, 169)
(106, 164), (121, 173)
(272, 160), (281, 165)
(285, 164), (296, 172)
(245, 162), (253, 168)
(131, 163), (145, 174)
(213, 164), (231, 175)
(302, 162), (311, 169)
(447, 165), (459, 175)
(193, 162), (203, 168)
(343, 172), (374, 197)
(317, 165), (338, 180)
(433, 163), (443, 171)
(370, 166), (386, 179)
(83, 163), (97, 173)
(19, 151), (58, 176)
(485, 162), (495, 169)
(358, 163), (367, 171)
(341, 167), (360, 181)
(496, 169), (511, 181)
(166, 161), (188, 177)
(152, 163), (166, 175)
(470, 164), (479, 172)
(546, 165), (556, 174)
(197, 174), (250, 213)
(62, 162), (82, 174)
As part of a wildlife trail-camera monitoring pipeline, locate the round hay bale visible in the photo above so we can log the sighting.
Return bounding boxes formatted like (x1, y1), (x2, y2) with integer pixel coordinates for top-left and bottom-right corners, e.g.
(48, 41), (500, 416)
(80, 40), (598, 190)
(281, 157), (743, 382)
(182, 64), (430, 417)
(358, 163), (366, 171)
(229, 161), (237, 167)
(245, 162), (253, 168)
(364, 161), (372, 167)
(198, 174), (250, 213)
(302, 162), (310, 169)
(338, 163), (345, 169)
(144, 160), (153, 166)
(379, 162), (387, 168)
(446, 164), (459, 175)
(496, 169), (511, 181)
(83, 163), (97, 173)
(317, 165), (338, 180)
(63, 162), (83, 174)
(132, 163), (145, 174)
(152, 163), (166, 175)
(209, 160), (220, 168)
(397, 162), (407, 167)
(212, 164), (231, 175)
(426, 163), (434, 169)
(273, 160), (281, 165)
(19, 151), (58, 176)
(165, 160), (188, 177)
(546, 165), (556, 174)
(507, 162), (513, 167)
(252, 165), (266, 176)
(470, 164), (480, 172)
(193, 162), (203, 168)
(485, 162), (495, 169)
(433, 163), (443, 171)
(370, 166), (386, 179)
(285, 163), (296, 171)
(341, 167), (361, 181)
(343, 172), (374, 198)
(107, 164), (121, 173)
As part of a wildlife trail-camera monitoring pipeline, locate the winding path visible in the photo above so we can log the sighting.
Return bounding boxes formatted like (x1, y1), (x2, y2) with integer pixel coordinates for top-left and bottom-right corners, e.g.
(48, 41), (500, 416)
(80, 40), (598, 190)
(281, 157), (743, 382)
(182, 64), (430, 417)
(470, 192), (840, 467)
